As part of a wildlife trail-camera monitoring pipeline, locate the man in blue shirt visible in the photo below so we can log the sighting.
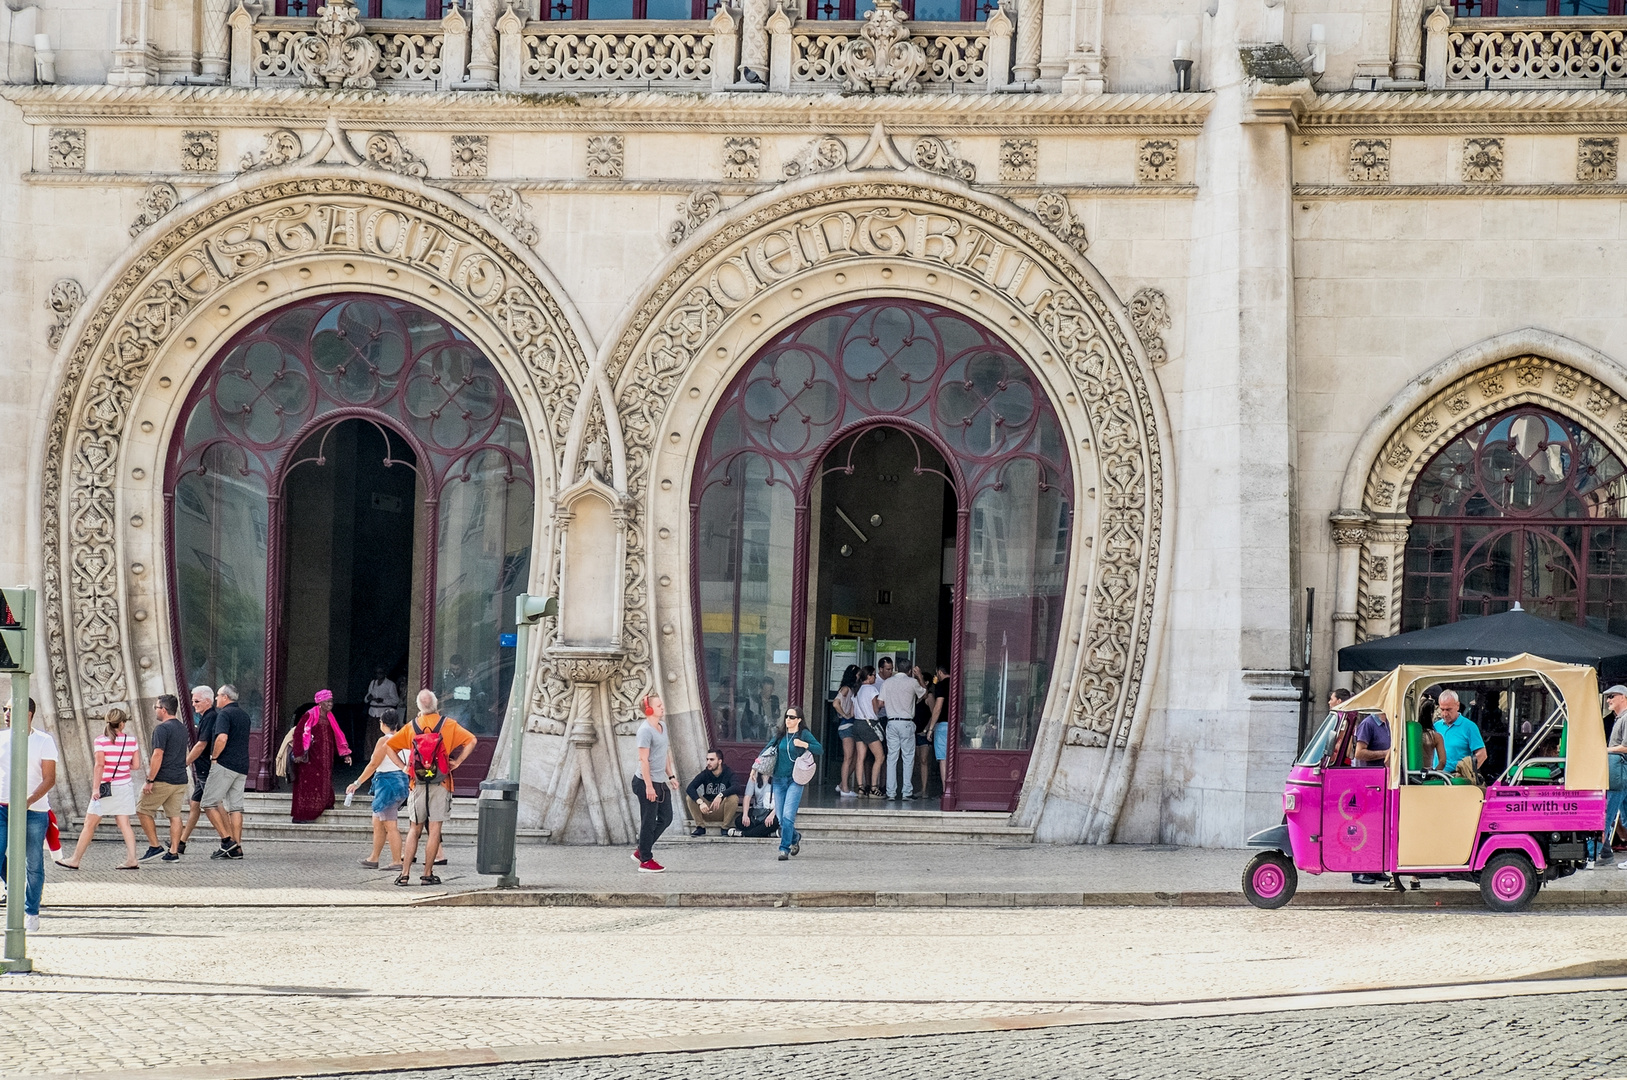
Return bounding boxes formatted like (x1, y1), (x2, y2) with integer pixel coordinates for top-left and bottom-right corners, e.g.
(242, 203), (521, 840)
(1434, 689), (1486, 780)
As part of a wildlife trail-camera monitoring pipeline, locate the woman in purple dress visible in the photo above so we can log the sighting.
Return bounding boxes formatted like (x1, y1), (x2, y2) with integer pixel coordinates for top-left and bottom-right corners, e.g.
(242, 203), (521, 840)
(290, 689), (352, 823)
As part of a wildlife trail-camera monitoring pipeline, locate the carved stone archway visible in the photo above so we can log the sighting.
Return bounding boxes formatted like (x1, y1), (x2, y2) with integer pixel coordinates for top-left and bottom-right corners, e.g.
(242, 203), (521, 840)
(545, 171), (1173, 844)
(1331, 330), (1627, 657)
(37, 169), (594, 811)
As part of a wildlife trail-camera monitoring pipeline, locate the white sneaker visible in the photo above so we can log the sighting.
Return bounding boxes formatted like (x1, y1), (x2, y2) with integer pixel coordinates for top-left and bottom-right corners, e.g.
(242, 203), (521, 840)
(24, 915), (39, 932)
(1586, 859), (1597, 870)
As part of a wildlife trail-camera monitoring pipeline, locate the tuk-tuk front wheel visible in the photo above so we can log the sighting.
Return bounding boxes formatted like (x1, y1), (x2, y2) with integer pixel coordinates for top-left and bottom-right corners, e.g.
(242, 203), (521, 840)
(1480, 851), (1540, 913)
(1243, 851), (1298, 909)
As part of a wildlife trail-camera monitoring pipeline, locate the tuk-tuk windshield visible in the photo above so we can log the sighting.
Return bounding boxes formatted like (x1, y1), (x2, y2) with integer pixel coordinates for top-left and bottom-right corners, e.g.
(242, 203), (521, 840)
(1297, 712), (1345, 767)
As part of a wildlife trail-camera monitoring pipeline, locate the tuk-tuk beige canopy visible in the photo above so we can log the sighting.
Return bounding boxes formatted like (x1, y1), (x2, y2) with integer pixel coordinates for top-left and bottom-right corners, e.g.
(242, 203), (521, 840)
(1339, 653), (1607, 791)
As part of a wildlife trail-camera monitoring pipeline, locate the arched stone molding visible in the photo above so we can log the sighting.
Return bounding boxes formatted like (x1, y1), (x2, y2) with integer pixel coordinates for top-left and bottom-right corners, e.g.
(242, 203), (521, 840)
(35, 168), (596, 811)
(549, 169), (1174, 844)
(1331, 328), (1627, 658)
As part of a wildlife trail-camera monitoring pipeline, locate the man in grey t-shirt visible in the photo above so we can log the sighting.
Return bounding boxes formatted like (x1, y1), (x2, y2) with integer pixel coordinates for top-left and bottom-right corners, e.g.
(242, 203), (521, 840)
(631, 694), (678, 872)
(137, 694), (192, 861)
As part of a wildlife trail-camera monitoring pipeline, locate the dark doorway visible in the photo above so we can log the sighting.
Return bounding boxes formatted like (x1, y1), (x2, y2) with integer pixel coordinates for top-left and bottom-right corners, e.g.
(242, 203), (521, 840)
(280, 419), (419, 789)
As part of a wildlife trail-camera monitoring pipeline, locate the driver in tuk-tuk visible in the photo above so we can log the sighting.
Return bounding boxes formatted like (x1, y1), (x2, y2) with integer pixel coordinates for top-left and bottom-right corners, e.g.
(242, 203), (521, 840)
(1433, 690), (1487, 782)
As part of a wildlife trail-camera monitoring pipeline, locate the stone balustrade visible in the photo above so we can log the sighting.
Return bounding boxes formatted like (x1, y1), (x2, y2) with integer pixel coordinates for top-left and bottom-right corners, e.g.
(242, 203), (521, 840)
(228, 3), (1012, 92)
(1427, 15), (1627, 88)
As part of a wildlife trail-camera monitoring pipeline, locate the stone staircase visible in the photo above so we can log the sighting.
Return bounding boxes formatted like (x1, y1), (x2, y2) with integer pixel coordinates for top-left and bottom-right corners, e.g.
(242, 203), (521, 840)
(237, 792), (550, 845)
(789, 806), (1033, 844)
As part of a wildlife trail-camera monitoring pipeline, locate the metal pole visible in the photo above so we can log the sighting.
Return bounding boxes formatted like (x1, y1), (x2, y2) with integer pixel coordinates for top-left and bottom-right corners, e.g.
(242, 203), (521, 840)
(5, 671), (33, 973)
(1296, 587), (1315, 753)
(495, 596), (533, 890)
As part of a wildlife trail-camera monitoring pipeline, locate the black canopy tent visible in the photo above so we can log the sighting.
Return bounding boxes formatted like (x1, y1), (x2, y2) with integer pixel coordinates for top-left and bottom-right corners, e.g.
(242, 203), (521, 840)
(1337, 605), (1627, 684)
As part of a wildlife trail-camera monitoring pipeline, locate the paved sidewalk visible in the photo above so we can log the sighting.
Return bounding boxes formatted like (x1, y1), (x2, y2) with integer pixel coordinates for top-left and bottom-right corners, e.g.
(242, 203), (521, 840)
(25, 835), (1627, 909)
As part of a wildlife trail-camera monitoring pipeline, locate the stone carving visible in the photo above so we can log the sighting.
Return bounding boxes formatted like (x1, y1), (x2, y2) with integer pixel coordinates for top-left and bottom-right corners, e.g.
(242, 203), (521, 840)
(364, 132), (428, 178)
(912, 137), (974, 182)
(665, 189), (722, 247)
(1463, 137), (1503, 184)
(999, 137), (1037, 182)
(487, 185), (540, 247)
(838, 0), (926, 93)
(1348, 138), (1390, 184)
(601, 183), (1164, 784)
(1445, 24), (1627, 84)
(1445, 392), (1470, 414)
(783, 135), (848, 180)
(723, 136), (760, 181)
(1384, 443), (1412, 469)
(1514, 360), (1543, 388)
(1578, 137), (1618, 183)
(1137, 139), (1177, 183)
(241, 129), (304, 172)
(181, 130), (219, 173)
(42, 178), (590, 775)
(1478, 374), (1504, 398)
(295, 0), (381, 89)
(1033, 192), (1088, 258)
(48, 128), (85, 172)
(128, 183), (180, 238)
(1330, 525), (1368, 548)
(586, 135), (624, 178)
(452, 134), (489, 179)
(1128, 288), (1170, 367)
(1588, 390), (1612, 416)
(1412, 415), (1439, 437)
(46, 279), (85, 351)
(1555, 370), (1579, 397)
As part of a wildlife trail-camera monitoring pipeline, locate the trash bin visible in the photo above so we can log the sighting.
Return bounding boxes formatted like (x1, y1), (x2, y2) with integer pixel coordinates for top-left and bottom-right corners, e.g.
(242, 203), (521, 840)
(477, 779), (519, 878)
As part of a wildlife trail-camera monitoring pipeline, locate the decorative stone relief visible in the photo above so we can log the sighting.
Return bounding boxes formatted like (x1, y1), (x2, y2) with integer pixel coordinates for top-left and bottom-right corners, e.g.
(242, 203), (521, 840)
(1033, 192), (1088, 257)
(451, 134), (489, 179)
(1128, 288), (1170, 367)
(48, 128), (85, 172)
(601, 183), (1165, 766)
(295, 0), (380, 89)
(364, 132), (428, 178)
(1348, 138), (1390, 184)
(46, 279), (85, 351)
(783, 135), (848, 179)
(999, 138), (1037, 182)
(1136, 139), (1177, 183)
(241, 129), (304, 172)
(486, 185), (539, 247)
(128, 183), (180, 238)
(722, 136), (760, 181)
(1578, 137), (1618, 183)
(838, 0), (926, 93)
(912, 137), (974, 182)
(1462, 137), (1504, 184)
(586, 135), (624, 178)
(181, 130), (219, 173)
(42, 178), (591, 764)
(665, 189), (722, 247)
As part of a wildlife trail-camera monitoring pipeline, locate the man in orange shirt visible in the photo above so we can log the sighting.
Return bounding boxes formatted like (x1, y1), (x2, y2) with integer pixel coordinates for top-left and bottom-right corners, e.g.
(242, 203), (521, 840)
(386, 689), (476, 886)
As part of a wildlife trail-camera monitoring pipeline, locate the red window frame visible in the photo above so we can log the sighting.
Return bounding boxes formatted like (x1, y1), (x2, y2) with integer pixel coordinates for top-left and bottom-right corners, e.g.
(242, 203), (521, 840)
(805, 0), (995, 19)
(1454, 1), (1626, 14)
(277, 0), (445, 16)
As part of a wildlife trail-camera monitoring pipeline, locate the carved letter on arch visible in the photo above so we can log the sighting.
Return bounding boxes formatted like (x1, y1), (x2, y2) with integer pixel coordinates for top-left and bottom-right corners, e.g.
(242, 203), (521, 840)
(596, 180), (1171, 841)
(42, 176), (592, 804)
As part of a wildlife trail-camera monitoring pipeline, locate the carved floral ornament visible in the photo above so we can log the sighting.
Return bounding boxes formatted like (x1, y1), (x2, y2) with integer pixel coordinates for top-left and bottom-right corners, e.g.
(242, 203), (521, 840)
(1347, 354), (1627, 641)
(589, 180), (1168, 840)
(40, 177), (590, 766)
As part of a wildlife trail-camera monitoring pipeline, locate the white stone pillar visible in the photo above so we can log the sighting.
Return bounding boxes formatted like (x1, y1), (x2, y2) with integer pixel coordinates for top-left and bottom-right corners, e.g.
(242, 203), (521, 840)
(228, 1), (254, 87)
(740, 0), (768, 83)
(107, 0), (155, 85)
(200, 0), (231, 82)
(1423, 5), (1450, 91)
(497, 4), (522, 91)
(440, 3), (469, 90)
(467, 0), (500, 88)
(984, 4), (1011, 91)
(1392, 0), (1425, 85)
(1329, 512), (1370, 656)
(1013, 0), (1039, 83)
(766, 3), (791, 91)
(710, 5), (738, 90)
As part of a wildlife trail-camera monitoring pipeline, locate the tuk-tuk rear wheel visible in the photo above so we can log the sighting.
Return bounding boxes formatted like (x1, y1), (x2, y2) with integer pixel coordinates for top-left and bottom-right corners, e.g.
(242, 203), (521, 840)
(1479, 851), (1540, 913)
(1243, 851), (1298, 909)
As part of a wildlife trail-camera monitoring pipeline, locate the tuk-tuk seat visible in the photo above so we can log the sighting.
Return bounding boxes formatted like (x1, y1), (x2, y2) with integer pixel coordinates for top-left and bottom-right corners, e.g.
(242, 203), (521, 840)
(1404, 721), (1467, 785)
(1512, 757), (1565, 785)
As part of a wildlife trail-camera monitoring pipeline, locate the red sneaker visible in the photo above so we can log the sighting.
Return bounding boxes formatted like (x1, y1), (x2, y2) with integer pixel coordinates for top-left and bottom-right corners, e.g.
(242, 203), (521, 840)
(638, 859), (665, 873)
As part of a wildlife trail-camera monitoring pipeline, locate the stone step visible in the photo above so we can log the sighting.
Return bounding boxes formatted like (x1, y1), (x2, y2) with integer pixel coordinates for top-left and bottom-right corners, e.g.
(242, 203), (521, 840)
(786, 808), (1032, 845)
(235, 793), (548, 844)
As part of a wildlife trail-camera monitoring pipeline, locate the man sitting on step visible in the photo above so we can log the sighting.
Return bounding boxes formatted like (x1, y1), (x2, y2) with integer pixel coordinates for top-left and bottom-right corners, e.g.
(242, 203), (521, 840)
(685, 750), (742, 837)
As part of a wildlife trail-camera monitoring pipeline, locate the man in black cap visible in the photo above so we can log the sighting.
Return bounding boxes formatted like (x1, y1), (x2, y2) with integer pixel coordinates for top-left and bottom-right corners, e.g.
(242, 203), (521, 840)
(1600, 684), (1627, 869)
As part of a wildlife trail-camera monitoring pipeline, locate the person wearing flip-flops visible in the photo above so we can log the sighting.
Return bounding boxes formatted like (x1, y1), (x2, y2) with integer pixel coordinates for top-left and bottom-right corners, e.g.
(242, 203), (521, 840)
(57, 708), (142, 872)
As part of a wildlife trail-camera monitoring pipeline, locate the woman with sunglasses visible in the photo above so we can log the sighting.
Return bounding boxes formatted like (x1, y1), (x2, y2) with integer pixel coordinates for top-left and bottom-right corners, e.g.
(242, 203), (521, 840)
(58, 708), (141, 870)
(761, 706), (822, 861)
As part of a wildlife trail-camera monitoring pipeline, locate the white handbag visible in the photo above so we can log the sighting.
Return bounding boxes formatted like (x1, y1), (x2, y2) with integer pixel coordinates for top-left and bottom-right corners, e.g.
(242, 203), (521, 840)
(791, 750), (817, 785)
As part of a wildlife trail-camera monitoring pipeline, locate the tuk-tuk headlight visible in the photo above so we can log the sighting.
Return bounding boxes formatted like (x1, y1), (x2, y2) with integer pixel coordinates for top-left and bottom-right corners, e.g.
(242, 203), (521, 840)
(1284, 791), (1298, 812)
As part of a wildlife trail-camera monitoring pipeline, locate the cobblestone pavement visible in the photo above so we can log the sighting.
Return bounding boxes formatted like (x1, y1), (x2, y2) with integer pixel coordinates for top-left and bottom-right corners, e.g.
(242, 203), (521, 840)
(334, 991), (1627, 1080)
(5, 905), (1627, 1075)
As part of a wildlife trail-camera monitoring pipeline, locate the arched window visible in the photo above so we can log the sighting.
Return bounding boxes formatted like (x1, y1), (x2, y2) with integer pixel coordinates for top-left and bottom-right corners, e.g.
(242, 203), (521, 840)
(1401, 405), (1627, 634)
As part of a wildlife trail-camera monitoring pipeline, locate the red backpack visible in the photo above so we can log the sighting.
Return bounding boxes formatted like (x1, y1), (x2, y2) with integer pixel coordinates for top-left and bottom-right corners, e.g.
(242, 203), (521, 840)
(410, 716), (450, 783)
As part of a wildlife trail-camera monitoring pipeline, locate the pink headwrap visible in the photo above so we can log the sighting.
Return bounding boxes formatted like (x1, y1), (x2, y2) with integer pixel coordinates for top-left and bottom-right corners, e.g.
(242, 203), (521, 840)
(314, 689), (334, 703)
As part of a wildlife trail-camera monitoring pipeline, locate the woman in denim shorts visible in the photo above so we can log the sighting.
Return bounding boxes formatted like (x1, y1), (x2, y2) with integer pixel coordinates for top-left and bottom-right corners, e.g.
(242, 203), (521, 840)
(346, 715), (409, 870)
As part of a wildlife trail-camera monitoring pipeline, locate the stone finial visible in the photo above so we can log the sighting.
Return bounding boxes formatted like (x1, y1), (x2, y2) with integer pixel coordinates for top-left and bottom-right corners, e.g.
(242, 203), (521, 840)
(295, 0), (380, 89)
(838, 0), (926, 94)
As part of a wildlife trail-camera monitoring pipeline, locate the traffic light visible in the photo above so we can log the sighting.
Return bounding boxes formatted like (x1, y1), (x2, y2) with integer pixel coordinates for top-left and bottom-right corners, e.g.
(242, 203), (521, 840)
(0, 588), (33, 675)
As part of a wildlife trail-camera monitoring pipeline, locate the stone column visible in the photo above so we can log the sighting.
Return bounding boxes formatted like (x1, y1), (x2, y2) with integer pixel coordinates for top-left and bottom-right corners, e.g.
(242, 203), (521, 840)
(1329, 511), (1370, 657)
(200, 0), (231, 82)
(440, 3), (469, 90)
(710, 5), (739, 90)
(536, 650), (635, 845)
(984, 4), (1011, 91)
(1423, 5), (1450, 91)
(107, 0), (155, 85)
(740, 0), (769, 83)
(467, 0), (500, 88)
(497, 4), (522, 91)
(1360, 524), (1412, 644)
(1392, 0), (1425, 85)
(228, 1), (255, 87)
(1013, 0), (1040, 83)
(766, 3), (792, 91)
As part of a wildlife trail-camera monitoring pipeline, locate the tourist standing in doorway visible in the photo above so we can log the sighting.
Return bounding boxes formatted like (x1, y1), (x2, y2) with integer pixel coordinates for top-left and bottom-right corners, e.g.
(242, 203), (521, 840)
(387, 689), (477, 886)
(59, 708), (141, 870)
(201, 685), (252, 860)
(927, 664), (951, 797)
(631, 694), (678, 872)
(911, 665), (934, 800)
(1, 698), (57, 931)
(366, 668), (401, 726)
(764, 707), (822, 861)
(833, 664), (860, 797)
(179, 686), (217, 855)
(346, 713), (409, 870)
(290, 690), (352, 823)
(853, 666), (884, 797)
(137, 694), (190, 861)
(878, 658), (926, 801)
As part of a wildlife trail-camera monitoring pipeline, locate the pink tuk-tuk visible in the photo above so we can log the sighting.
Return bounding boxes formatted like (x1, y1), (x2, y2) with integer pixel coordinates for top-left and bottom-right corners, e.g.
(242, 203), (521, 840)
(1243, 655), (1609, 912)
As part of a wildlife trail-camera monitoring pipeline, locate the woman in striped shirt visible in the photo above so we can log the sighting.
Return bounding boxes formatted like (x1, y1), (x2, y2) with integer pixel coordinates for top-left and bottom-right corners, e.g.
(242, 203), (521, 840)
(57, 708), (141, 870)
